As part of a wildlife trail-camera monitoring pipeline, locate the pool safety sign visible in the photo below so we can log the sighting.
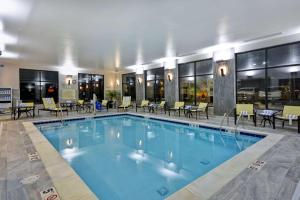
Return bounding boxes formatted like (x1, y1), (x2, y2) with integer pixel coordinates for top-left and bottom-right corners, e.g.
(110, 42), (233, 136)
(40, 187), (61, 200)
(248, 160), (266, 171)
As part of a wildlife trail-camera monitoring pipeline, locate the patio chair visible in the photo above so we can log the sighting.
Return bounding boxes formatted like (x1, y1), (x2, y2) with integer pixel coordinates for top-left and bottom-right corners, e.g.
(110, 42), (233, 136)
(190, 102), (208, 119)
(136, 100), (149, 112)
(39, 98), (68, 116)
(118, 96), (132, 111)
(273, 105), (300, 133)
(12, 102), (35, 119)
(157, 101), (166, 114)
(102, 100), (109, 112)
(168, 102), (185, 117)
(76, 100), (85, 112)
(234, 104), (256, 126)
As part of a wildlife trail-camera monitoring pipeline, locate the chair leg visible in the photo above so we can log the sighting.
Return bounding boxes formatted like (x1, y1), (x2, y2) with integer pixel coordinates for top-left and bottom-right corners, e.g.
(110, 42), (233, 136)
(273, 116), (276, 129)
(298, 117), (300, 133)
(234, 109), (237, 125)
(282, 121), (285, 128)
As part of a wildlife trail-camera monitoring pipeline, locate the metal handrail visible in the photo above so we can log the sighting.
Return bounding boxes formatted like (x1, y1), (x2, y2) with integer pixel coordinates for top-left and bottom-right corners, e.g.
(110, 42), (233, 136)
(233, 114), (243, 151)
(58, 104), (65, 125)
(219, 111), (242, 150)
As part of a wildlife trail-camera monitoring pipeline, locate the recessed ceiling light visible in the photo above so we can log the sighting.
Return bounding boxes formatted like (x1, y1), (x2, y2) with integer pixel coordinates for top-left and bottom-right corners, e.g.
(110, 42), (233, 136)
(0, 43), (4, 51)
(0, 32), (18, 44)
(0, 0), (26, 16)
(0, 20), (3, 31)
(1, 51), (19, 58)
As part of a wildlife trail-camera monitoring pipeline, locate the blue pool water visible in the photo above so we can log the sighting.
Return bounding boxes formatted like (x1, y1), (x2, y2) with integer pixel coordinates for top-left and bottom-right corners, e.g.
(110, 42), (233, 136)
(37, 115), (262, 200)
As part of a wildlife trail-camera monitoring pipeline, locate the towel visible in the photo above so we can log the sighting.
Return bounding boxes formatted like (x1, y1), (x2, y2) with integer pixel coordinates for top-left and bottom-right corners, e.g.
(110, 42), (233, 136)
(262, 110), (275, 116)
(185, 105), (192, 110)
(286, 114), (298, 125)
(241, 110), (250, 120)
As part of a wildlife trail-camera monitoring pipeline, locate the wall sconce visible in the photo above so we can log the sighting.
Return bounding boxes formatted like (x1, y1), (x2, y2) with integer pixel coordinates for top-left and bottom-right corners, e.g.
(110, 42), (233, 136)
(218, 61), (228, 77)
(167, 73), (173, 81)
(65, 75), (73, 85)
(116, 79), (120, 86)
(138, 77), (142, 84)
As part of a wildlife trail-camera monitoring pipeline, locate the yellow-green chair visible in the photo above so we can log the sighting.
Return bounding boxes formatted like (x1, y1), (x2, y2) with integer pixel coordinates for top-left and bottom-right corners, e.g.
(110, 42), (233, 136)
(234, 104), (256, 126)
(118, 96), (132, 111)
(76, 99), (85, 112)
(190, 102), (208, 119)
(168, 101), (185, 117)
(13, 102), (35, 120)
(274, 106), (300, 133)
(136, 100), (149, 112)
(102, 100), (109, 112)
(157, 101), (166, 114)
(39, 98), (68, 116)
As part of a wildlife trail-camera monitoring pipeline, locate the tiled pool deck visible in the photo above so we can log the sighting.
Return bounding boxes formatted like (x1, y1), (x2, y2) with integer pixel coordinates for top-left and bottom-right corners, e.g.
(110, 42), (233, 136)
(0, 109), (299, 200)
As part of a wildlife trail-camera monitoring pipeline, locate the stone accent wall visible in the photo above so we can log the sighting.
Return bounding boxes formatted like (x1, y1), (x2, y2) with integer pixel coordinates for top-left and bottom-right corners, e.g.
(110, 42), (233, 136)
(135, 74), (145, 104)
(213, 59), (236, 115)
(164, 67), (179, 107)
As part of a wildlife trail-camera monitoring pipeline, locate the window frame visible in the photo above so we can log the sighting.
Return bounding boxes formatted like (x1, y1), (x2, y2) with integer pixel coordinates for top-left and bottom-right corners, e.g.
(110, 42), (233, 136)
(122, 73), (136, 101)
(235, 41), (300, 109)
(19, 68), (59, 103)
(78, 73), (104, 101)
(178, 58), (213, 105)
(144, 67), (165, 103)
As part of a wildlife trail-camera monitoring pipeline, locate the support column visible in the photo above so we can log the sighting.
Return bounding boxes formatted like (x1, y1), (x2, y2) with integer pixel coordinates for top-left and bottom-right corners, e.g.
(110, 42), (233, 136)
(135, 74), (145, 104)
(164, 60), (179, 106)
(213, 51), (236, 115)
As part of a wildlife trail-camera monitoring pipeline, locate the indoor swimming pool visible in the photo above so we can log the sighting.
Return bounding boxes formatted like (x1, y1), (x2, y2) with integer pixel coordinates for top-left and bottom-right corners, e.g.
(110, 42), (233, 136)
(36, 114), (263, 200)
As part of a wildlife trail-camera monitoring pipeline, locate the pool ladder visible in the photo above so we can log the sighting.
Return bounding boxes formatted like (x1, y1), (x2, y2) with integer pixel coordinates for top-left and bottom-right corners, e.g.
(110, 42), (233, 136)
(219, 112), (242, 150)
(58, 105), (65, 125)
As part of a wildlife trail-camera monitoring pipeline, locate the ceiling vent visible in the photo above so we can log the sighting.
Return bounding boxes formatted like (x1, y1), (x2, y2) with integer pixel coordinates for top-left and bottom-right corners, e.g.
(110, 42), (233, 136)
(244, 32), (282, 43)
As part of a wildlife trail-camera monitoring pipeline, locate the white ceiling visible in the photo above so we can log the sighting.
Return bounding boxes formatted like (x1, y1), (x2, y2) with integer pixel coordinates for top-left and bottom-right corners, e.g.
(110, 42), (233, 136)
(1, 0), (300, 71)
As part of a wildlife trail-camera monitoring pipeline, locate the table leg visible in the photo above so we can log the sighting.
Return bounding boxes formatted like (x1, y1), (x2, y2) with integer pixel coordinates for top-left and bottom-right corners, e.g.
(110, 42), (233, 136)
(17, 109), (21, 119)
(13, 109), (16, 120)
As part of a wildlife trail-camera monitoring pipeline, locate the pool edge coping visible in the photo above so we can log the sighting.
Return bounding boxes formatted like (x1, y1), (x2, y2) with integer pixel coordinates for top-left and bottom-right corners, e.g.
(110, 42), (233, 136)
(25, 112), (284, 200)
(23, 121), (99, 200)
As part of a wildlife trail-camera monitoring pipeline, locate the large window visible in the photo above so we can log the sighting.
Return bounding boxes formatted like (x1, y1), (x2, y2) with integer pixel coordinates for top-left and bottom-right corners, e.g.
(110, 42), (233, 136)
(145, 68), (164, 102)
(236, 42), (300, 109)
(78, 73), (104, 101)
(122, 73), (136, 101)
(20, 69), (59, 103)
(179, 59), (213, 105)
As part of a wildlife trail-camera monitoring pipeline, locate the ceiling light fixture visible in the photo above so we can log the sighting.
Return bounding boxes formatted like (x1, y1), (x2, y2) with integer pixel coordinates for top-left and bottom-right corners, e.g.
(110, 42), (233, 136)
(0, 20), (3, 31)
(1, 51), (19, 58)
(0, 44), (5, 51)
(0, 32), (18, 44)
(0, 0), (27, 16)
(136, 65), (144, 75)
